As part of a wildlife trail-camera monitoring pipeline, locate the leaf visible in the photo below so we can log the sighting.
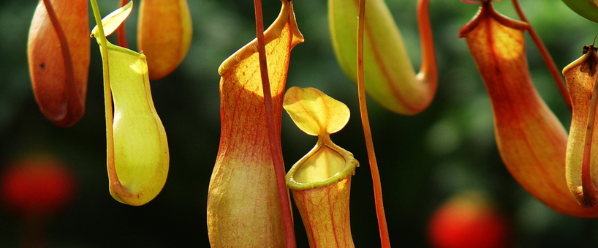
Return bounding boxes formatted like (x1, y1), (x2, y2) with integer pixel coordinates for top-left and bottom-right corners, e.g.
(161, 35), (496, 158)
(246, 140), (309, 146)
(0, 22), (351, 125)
(138, 0), (193, 80)
(207, 1), (304, 246)
(562, 0), (598, 23)
(460, 2), (598, 217)
(329, 0), (436, 114)
(28, 0), (89, 127)
(91, 1), (133, 38)
(90, 0), (168, 206)
(563, 45), (598, 207)
(288, 176), (355, 248)
(284, 89), (358, 247)
(283, 87), (350, 136)
(105, 43), (169, 206)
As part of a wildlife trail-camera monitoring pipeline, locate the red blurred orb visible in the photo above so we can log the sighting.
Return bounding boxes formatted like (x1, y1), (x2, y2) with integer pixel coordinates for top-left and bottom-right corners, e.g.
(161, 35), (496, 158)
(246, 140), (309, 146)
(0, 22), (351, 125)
(1, 157), (75, 216)
(428, 192), (510, 248)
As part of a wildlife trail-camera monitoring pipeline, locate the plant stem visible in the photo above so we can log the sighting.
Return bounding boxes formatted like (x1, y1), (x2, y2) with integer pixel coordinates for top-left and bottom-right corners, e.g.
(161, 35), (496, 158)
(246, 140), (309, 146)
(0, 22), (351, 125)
(511, 0), (572, 111)
(417, 0), (436, 84)
(253, 0), (296, 247)
(90, 0), (117, 183)
(357, 0), (391, 247)
(41, 0), (77, 118)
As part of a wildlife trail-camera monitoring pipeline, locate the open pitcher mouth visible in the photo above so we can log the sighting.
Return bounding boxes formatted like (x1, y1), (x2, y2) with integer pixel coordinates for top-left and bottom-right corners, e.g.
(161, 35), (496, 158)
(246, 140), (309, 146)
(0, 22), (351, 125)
(286, 137), (358, 190)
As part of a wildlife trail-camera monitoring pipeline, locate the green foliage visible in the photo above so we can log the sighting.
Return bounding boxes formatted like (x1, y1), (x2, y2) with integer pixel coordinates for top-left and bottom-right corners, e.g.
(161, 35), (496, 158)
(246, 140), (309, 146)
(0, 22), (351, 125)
(562, 0), (598, 23)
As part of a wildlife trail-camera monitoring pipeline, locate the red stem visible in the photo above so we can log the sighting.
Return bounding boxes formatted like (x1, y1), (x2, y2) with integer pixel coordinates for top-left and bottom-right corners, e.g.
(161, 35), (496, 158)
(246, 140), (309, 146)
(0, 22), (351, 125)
(511, 0), (572, 111)
(417, 0), (437, 86)
(253, 0), (296, 247)
(357, 0), (391, 247)
(117, 0), (129, 48)
(41, 0), (77, 121)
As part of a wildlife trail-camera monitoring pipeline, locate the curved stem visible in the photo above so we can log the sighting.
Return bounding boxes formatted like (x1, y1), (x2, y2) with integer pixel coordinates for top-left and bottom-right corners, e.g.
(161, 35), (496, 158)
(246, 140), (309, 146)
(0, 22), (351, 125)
(511, 0), (572, 111)
(90, 0), (118, 186)
(41, 0), (78, 120)
(253, 0), (296, 247)
(357, 0), (391, 247)
(416, 0), (436, 85)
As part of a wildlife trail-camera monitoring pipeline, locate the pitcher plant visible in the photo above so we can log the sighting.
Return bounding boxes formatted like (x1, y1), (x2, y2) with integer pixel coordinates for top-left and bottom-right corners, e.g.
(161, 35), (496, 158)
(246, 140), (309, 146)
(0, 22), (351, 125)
(20, 0), (598, 246)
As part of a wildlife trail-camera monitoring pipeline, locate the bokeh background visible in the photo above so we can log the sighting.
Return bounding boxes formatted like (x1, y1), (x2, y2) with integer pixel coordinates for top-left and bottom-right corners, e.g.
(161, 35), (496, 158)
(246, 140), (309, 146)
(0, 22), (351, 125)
(1, 0), (598, 247)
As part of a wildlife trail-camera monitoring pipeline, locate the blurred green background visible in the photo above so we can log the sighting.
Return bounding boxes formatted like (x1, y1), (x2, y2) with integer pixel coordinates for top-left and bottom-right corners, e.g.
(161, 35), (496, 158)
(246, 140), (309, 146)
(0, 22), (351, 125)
(1, 0), (598, 247)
